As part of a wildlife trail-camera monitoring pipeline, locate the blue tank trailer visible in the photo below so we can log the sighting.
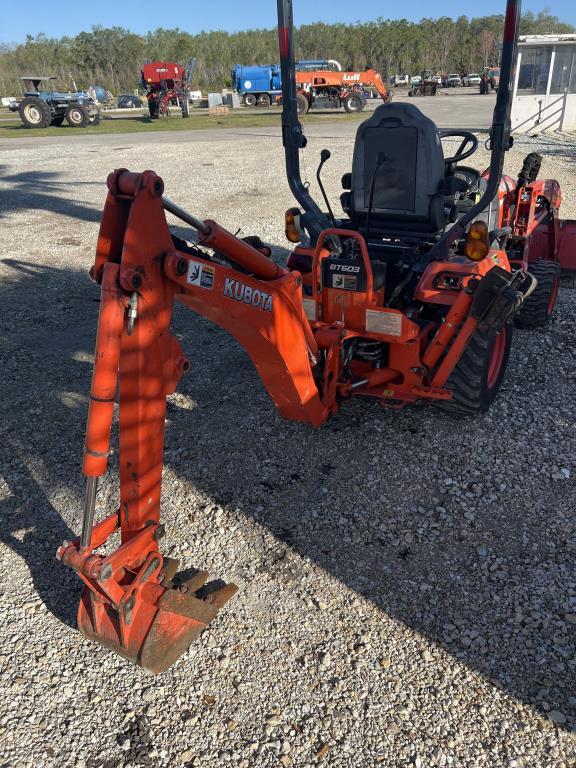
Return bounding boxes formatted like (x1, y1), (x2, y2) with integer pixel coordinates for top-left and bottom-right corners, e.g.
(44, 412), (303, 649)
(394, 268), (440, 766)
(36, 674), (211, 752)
(231, 60), (340, 106)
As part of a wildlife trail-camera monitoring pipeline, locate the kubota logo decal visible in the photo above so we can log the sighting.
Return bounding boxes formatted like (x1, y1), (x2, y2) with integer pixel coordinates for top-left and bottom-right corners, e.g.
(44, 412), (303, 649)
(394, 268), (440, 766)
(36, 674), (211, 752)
(223, 277), (273, 311)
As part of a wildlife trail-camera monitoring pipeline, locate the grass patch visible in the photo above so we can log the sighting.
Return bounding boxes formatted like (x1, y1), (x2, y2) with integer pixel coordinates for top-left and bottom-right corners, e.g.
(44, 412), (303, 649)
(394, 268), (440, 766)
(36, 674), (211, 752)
(0, 109), (367, 139)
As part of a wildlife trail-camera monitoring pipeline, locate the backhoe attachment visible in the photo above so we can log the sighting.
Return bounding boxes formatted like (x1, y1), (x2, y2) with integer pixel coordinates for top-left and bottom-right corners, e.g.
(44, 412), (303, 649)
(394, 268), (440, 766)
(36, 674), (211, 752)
(57, 166), (534, 672)
(58, 168), (331, 672)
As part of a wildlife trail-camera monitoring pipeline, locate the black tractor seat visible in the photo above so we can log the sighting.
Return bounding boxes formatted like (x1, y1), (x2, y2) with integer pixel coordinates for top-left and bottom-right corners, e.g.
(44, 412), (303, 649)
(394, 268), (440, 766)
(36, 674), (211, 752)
(340, 102), (474, 241)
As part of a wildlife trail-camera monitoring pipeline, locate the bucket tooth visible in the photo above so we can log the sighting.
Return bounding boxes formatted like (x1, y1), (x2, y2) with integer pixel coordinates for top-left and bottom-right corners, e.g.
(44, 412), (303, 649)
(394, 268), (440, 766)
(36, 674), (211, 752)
(204, 582), (239, 609)
(160, 557), (181, 583)
(140, 578), (238, 674)
(178, 568), (210, 594)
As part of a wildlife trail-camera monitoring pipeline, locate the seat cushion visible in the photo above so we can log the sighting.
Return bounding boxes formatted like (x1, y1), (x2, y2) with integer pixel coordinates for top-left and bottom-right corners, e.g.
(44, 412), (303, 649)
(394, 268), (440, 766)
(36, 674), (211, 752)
(350, 102), (447, 231)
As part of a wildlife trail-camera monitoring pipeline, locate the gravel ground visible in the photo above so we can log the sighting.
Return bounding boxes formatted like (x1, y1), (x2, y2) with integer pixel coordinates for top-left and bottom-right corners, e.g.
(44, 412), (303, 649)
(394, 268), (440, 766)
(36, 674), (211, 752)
(0, 123), (575, 768)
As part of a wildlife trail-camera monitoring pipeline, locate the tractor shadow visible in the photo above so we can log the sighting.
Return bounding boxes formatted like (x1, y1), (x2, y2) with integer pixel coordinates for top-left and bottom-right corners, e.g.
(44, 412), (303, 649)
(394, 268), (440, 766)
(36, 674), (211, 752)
(0, 259), (99, 627)
(168, 301), (576, 728)
(0, 255), (574, 729)
(0, 166), (102, 222)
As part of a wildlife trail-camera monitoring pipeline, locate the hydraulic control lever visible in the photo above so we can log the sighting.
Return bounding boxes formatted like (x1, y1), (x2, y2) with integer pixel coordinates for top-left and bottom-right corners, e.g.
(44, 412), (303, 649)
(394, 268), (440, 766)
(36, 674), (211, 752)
(316, 149), (336, 226)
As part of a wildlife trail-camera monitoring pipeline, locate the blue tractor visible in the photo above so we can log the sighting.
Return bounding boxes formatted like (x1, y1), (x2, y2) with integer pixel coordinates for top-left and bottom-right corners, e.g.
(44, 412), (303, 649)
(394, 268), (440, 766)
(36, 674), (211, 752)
(14, 77), (101, 128)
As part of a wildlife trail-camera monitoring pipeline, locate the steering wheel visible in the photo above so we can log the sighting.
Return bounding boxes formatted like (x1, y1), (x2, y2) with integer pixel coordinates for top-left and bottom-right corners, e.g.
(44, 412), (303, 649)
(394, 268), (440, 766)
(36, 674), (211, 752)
(439, 130), (479, 164)
(453, 165), (481, 189)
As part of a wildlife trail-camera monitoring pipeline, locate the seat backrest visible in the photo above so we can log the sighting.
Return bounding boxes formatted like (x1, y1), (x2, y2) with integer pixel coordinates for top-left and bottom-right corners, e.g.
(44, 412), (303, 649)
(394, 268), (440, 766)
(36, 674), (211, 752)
(350, 102), (447, 233)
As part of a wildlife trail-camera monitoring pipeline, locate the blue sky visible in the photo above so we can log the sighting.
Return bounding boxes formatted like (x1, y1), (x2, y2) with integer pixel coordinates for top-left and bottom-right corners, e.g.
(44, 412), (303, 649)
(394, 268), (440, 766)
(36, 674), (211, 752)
(0, 0), (573, 43)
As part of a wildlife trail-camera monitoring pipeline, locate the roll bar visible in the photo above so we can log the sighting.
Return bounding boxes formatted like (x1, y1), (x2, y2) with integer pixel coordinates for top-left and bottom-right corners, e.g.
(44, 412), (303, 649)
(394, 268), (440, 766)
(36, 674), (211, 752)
(277, 0), (332, 241)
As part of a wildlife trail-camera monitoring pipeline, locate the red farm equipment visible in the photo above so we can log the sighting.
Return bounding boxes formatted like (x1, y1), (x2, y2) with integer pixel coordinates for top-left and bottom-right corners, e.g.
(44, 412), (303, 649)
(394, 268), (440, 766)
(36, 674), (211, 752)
(495, 152), (576, 325)
(453, 151), (576, 327)
(57, 0), (575, 674)
(408, 70), (439, 97)
(140, 59), (197, 119)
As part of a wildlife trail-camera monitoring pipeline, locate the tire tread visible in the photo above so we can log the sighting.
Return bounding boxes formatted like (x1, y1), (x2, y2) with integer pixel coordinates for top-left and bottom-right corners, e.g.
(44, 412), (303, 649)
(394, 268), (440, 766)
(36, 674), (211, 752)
(437, 326), (512, 415)
(514, 260), (560, 328)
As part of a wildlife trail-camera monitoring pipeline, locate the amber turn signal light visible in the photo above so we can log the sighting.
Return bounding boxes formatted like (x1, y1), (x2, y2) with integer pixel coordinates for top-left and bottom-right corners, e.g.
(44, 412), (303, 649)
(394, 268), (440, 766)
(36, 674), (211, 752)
(285, 207), (302, 243)
(465, 220), (490, 261)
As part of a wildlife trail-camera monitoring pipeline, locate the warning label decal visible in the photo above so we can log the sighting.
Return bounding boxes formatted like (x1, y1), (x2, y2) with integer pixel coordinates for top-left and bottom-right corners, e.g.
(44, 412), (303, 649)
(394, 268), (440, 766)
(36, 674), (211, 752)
(187, 260), (215, 290)
(302, 298), (316, 320)
(365, 309), (403, 336)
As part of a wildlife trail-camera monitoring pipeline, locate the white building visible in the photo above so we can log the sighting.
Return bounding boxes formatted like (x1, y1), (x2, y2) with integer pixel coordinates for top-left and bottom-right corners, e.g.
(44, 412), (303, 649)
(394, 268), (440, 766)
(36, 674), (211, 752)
(511, 34), (576, 133)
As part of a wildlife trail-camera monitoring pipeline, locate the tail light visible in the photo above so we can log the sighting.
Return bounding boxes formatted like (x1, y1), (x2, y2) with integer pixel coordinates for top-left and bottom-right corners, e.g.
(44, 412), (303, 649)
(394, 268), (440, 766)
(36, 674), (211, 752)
(465, 221), (490, 261)
(285, 207), (303, 243)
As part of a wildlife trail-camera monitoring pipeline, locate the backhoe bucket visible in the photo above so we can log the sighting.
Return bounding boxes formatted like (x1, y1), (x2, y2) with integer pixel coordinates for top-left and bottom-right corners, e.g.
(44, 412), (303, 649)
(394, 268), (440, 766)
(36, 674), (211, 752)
(78, 578), (237, 674)
(59, 532), (238, 674)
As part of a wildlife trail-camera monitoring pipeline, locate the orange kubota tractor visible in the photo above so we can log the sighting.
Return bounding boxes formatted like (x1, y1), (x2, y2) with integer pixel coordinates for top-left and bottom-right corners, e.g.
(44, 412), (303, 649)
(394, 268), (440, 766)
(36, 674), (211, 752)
(58, 0), (576, 674)
(294, 67), (391, 113)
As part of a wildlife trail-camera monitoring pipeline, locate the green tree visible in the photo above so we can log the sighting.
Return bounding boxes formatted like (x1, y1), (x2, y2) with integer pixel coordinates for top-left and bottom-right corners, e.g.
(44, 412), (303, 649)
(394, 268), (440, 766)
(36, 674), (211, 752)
(0, 11), (573, 98)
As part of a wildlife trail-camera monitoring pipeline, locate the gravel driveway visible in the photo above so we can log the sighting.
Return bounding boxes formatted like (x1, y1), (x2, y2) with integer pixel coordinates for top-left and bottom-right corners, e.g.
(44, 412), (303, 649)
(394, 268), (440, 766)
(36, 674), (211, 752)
(0, 124), (575, 768)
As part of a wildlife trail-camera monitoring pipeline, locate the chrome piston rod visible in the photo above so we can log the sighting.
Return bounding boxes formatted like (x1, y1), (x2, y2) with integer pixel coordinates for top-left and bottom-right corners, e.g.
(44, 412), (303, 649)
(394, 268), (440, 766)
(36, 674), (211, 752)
(162, 196), (210, 236)
(80, 476), (98, 548)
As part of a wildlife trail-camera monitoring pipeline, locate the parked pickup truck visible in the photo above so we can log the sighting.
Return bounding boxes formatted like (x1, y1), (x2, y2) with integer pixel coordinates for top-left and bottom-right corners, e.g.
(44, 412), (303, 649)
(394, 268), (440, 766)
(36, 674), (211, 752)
(462, 73), (481, 86)
(446, 73), (462, 87)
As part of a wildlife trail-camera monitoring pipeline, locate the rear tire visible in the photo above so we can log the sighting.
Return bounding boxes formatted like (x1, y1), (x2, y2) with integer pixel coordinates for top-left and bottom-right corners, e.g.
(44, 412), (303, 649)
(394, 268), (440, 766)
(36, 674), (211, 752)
(514, 260), (560, 328)
(244, 93), (257, 107)
(438, 325), (513, 414)
(257, 93), (271, 107)
(343, 93), (364, 113)
(19, 97), (52, 128)
(65, 104), (90, 127)
(296, 93), (310, 114)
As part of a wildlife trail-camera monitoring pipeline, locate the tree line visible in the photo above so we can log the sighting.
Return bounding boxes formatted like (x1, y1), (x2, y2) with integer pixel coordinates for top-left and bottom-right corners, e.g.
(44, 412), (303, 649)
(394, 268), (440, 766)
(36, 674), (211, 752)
(0, 10), (572, 97)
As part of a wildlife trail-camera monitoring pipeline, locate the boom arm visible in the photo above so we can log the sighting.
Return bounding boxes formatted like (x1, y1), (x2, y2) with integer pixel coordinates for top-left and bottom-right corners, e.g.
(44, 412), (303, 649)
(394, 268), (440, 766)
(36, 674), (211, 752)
(370, 71), (392, 102)
(57, 169), (340, 672)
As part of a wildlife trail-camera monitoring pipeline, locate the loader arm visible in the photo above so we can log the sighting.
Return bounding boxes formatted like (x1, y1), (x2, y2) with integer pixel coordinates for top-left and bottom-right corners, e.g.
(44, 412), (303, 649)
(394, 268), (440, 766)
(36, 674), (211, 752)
(365, 70), (392, 102)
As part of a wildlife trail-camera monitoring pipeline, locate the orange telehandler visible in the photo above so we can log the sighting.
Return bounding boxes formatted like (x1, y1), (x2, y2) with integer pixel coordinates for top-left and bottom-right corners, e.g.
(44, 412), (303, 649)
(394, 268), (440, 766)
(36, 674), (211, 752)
(58, 0), (559, 673)
(294, 67), (391, 113)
